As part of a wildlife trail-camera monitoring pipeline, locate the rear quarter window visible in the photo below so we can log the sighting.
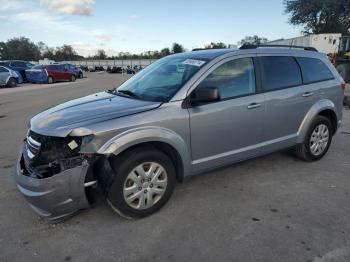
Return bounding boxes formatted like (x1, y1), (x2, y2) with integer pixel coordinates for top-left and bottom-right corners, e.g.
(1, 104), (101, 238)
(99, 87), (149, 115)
(296, 57), (334, 84)
(260, 56), (302, 91)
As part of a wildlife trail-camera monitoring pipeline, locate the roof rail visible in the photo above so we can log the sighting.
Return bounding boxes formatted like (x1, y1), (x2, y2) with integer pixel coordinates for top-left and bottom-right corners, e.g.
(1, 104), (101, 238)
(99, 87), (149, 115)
(239, 44), (318, 52)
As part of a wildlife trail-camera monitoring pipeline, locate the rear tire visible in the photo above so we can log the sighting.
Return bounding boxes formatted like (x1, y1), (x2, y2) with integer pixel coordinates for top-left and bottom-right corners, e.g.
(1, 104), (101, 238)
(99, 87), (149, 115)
(79, 72), (83, 79)
(47, 76), (53, 84)
(336, 63), (350, 83)
(295, 115), (333, 161)
(7, 77), (17, 88)
(71, 75), (76, 82)
(107, 147), (176, 219)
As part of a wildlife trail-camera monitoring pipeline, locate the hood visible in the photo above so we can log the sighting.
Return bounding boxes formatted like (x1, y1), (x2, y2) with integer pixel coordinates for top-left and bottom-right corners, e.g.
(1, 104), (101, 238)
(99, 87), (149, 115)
(30, 92), (161, 137)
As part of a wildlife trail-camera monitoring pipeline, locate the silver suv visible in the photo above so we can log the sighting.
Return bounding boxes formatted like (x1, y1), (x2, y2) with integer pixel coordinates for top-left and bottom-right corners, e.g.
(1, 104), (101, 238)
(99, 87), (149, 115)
(15, 46), (345, 220)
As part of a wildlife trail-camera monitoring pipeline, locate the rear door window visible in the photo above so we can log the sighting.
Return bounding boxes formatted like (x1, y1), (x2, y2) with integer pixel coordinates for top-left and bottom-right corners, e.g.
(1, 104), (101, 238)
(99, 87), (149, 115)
(260, 56), (302, 91)
(296, 57), (334, 84)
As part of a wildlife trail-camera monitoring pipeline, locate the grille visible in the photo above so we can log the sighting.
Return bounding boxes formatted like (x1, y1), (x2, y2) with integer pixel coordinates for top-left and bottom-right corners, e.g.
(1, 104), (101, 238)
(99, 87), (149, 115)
(23, 130), (84, 178)
(26, 134), (41, 159)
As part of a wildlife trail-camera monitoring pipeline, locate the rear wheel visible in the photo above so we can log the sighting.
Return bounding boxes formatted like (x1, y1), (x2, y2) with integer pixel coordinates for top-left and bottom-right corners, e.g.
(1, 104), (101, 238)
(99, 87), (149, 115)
(7, 77), (17, 88)
(79, 72), (83, 79)
(107, 147), (176, 219)
(71, 75), (76, 82)
(47, 76), (53, 84)
(295, 115), (333, 161)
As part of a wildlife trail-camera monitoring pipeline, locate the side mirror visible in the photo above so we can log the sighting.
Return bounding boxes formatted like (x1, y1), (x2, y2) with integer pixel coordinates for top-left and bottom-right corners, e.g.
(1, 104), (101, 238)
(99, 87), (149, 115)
(190, 87), (220, 106)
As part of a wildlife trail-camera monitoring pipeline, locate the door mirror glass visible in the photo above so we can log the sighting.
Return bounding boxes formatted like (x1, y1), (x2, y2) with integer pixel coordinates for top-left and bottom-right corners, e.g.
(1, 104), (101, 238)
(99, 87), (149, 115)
(190, 87), (220, 105)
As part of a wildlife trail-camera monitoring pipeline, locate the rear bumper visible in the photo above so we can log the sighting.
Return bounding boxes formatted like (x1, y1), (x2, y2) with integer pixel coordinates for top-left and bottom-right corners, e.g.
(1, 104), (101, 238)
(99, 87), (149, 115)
(15, 146), (91, 221)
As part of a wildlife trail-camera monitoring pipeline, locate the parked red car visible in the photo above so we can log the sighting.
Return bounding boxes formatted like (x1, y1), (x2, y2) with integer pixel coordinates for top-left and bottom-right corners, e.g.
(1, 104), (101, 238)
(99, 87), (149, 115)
(25, 64), (77, 84)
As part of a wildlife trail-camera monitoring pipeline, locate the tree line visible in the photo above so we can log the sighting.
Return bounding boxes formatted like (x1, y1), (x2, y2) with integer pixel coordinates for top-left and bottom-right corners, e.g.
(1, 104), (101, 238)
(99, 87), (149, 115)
(1, 0), (348, 61)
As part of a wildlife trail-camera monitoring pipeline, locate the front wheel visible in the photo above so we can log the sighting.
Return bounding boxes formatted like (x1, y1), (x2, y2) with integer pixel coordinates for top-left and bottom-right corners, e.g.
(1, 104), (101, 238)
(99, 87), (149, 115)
(7, 77), (17, 88)
(107, 147), (176, 219)
(295, 115), (333, 161)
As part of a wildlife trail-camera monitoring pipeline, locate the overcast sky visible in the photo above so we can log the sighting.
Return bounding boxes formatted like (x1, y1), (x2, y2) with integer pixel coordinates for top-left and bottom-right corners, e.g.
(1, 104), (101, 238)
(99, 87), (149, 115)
(0, 0), (303, 56)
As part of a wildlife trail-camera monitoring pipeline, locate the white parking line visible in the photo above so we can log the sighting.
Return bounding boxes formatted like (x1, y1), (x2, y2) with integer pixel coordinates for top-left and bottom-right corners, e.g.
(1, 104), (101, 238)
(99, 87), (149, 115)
(0, 78), (90, 95)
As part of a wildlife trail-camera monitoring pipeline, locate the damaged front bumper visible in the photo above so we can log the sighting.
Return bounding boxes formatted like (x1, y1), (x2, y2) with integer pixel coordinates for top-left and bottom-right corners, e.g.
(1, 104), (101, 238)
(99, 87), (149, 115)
(15, 145), (92, 221)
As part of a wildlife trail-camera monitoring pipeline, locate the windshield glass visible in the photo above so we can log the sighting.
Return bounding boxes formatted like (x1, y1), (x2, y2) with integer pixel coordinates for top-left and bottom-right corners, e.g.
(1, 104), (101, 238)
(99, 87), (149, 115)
(32, 64), (44, 69)
(115, 56), (208, 102)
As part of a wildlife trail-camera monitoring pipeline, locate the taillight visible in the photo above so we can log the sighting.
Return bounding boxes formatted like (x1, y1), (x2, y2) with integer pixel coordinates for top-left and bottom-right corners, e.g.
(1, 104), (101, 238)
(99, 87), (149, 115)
(341, 82), (346, 93)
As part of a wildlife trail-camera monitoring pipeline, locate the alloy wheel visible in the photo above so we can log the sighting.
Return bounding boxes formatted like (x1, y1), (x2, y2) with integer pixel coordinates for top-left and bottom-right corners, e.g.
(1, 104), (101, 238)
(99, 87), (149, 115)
(123, 162), (168, 210)
(309, 124), (329, 156)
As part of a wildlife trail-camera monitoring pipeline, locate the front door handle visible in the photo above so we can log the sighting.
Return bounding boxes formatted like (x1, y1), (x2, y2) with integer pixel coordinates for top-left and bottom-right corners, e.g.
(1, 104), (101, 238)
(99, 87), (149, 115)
(247, 103), (261, 109)
(302, 92), (314, 97)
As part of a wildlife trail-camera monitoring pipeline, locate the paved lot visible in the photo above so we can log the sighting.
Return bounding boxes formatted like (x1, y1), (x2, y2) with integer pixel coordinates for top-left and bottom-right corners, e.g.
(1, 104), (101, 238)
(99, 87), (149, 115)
(1, 72), (350, 262)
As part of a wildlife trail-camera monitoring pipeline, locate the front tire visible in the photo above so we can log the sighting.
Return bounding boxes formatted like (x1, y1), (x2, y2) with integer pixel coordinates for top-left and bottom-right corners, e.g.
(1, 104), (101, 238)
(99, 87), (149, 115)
(7, 77), (17, 88)
(295, 115), (333, 161)
(107, 147), (176, 219)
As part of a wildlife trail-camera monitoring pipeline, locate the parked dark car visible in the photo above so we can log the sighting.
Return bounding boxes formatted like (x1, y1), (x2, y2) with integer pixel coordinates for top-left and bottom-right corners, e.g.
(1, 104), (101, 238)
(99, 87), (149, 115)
(79, 65), (89, 72)
(66, 64), (84, 79)
(0, 60), (34, 81)
(25, 64), (77, 84)
(110, 66), (124, 73)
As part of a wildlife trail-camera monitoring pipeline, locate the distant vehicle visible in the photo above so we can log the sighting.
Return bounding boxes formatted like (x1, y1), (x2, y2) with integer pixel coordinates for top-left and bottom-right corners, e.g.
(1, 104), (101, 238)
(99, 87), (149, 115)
(109, 66), (124, 73)
(25, 64), (77, 84)
(80, 65), (89, 72)
(65, 64), (84, 79)
(126, 66), (135, 74)
(0, 65), (22, 87)
(0, 60), (34, 81)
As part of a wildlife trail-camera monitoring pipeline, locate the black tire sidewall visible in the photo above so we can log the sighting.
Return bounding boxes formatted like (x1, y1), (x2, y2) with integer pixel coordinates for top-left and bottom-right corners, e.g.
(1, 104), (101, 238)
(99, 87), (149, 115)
(7, 78), (17, 88)
(107, 148), (176, 218)
(304, 116), (333, 160)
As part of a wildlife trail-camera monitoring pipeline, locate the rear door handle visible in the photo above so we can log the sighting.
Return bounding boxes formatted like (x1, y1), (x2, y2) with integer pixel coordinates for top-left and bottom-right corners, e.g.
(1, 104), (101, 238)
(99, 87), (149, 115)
(247, 103), (261, 109)
(302, 92), (314, 97)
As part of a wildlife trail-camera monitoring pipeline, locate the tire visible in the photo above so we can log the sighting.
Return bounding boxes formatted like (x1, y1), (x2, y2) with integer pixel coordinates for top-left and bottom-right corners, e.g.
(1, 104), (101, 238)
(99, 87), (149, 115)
(336, 63), (350, 83)
(71, 75), (76, 82)
(7, 77), (17, 88)
(295, 115), (333, 161)
(79, 73), (83, 79)
(107, 147), (176, 219)
(47, 76), (53, 84)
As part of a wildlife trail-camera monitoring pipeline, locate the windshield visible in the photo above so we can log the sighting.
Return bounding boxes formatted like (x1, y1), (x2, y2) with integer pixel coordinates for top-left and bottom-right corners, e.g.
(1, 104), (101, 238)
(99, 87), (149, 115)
(115, 56), (208, 102)
(32, 64), (44, 69)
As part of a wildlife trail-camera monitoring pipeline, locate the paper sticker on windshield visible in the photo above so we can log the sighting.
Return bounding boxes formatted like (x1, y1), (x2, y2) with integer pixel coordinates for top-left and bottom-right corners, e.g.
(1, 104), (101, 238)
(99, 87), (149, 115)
(182, 59), (206, 67)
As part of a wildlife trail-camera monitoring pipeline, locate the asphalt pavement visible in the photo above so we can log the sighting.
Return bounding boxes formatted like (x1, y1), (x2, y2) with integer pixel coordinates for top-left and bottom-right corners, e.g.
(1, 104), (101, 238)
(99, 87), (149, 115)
(1, 72), (350, 262)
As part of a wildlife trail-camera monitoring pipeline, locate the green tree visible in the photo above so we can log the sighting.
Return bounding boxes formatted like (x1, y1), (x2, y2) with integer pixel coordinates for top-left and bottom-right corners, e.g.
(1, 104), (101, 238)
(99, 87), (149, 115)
(160, 47), (171, 57)
(238, 35), (268, 46)
(53, 45), (83, 61)
(205, 42), (227, 49)
(284, 0), (350, 34)
(0, 37), (41, 61)
(171, 43), (184, 53)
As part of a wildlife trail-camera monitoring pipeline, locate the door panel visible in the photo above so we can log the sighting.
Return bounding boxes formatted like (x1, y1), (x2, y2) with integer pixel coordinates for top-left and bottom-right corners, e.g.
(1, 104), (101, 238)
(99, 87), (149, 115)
(189, 94), (264, 172)
(188, 56), (264, 173)
(259, 55), (318, 153)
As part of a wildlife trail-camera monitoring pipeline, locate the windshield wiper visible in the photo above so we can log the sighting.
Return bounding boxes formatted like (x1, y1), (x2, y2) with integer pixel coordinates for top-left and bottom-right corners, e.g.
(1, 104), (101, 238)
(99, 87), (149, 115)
(116, 89), (140, 99)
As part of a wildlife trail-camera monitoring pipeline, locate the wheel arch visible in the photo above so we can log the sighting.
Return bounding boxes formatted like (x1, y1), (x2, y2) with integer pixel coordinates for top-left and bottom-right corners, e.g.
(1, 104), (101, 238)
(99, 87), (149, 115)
(97, 127), (192, 182)
(297, 99), (339, 143)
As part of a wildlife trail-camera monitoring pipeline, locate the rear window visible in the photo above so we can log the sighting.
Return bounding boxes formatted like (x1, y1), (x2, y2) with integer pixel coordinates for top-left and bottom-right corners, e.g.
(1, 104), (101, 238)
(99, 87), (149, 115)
(32, 65), (44, 69)
(260, 56), (302, 91)
(296, 57), (334, 84)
